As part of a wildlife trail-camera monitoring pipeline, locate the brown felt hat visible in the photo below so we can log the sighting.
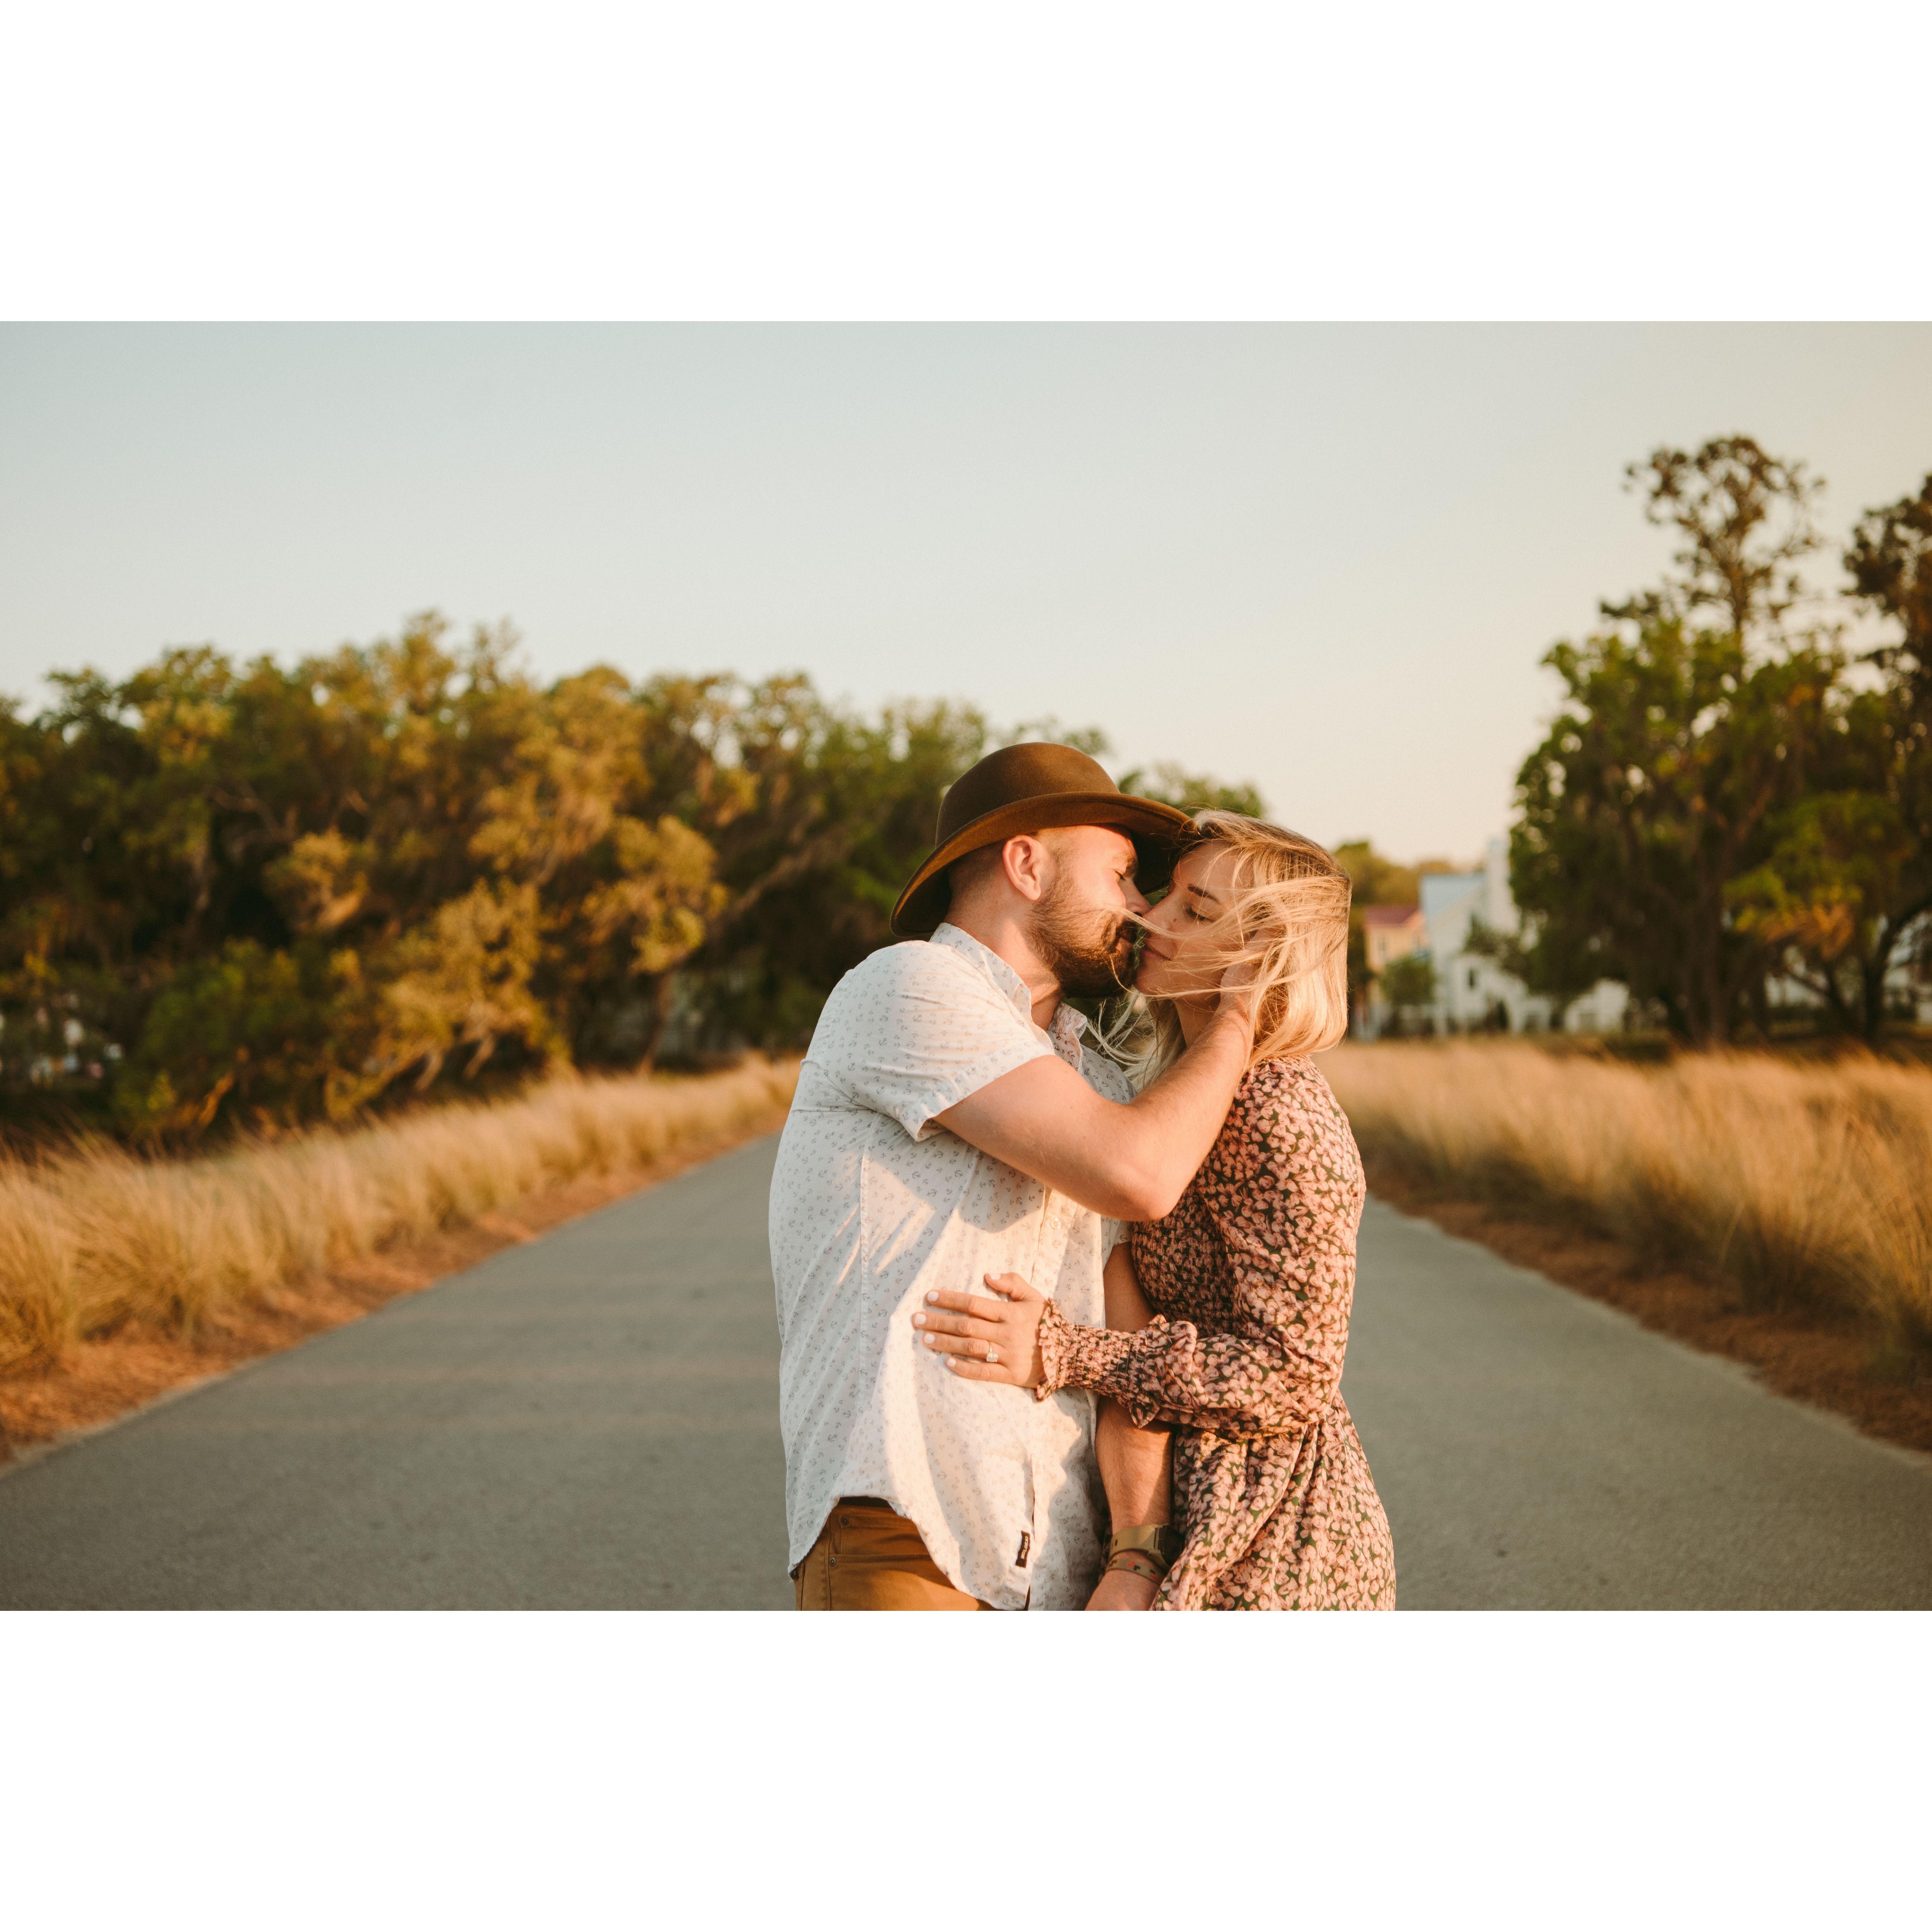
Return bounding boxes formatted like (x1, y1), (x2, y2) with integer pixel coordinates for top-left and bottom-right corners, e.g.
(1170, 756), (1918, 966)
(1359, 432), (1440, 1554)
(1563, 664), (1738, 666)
(889, 742), (1198, 938)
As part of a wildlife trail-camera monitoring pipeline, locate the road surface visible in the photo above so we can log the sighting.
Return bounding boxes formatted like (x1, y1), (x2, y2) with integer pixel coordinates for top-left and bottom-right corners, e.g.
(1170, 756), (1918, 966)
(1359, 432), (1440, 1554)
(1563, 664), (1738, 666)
(3, 1134), (1929, 1609)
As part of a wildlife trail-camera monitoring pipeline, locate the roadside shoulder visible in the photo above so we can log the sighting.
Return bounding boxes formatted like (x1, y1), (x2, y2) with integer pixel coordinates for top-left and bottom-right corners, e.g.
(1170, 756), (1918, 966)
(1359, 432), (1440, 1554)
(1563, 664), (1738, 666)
(1364, 1161), (1932, 1460)
(0, 1109), (789, 1468)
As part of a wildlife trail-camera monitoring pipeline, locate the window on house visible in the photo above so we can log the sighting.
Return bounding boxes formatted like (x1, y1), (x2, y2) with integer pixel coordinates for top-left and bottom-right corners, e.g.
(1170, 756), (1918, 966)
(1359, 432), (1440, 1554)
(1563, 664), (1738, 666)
(1468, 967), (1478, 989)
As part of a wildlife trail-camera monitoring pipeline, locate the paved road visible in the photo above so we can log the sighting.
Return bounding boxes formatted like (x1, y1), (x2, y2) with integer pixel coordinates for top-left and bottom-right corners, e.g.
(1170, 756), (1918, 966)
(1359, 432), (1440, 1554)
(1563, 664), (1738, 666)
(3, 1136), (1930, 1609)
(0, 1137), (793, 1610)
(1343, 1203), (1932, 1609)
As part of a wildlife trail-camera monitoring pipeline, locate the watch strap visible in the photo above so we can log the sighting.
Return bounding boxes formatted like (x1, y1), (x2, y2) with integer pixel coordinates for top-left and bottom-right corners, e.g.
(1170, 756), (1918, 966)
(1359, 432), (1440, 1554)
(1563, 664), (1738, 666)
(1108, 1524), (1184, 1574)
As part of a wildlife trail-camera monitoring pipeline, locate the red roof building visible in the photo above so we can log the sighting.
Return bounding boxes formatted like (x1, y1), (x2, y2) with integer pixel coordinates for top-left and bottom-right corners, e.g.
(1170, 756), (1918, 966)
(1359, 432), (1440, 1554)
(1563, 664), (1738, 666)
(1361, 902), (1425, 973)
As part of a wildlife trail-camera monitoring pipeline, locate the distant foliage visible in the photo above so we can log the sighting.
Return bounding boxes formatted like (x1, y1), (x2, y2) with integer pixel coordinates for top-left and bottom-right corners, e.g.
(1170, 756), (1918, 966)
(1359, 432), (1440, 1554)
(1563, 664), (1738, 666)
(0, 615), (1251, 1141)
(1331, 840), (1458, 1018)
(1377, 952), (1437, 1018)
(1115, 761), (1266, 819)
(1510, 442), (1932, 1045)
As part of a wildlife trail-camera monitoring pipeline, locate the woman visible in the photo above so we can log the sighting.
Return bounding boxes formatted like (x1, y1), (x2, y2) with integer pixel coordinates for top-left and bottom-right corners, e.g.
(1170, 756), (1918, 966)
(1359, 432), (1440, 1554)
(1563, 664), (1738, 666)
(912, 811), (1396, 1611)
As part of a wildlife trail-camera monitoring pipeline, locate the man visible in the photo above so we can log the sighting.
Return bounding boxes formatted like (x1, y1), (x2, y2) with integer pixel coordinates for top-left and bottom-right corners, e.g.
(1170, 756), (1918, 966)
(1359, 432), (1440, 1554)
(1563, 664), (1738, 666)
(770, 742), (1255, 1610)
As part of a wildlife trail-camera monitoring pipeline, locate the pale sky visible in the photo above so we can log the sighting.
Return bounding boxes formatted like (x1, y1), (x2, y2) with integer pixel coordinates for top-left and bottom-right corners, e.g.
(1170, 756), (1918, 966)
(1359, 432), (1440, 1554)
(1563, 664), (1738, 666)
(3, 323), (1928, 863)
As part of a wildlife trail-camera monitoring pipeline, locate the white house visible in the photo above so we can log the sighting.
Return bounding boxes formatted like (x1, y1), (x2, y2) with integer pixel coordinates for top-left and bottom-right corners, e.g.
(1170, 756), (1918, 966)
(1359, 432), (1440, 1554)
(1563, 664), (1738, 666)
(1386, 837), (1629, 1037)
(1414, 841), (1547, 1032)
(1359, 837), (1927, 1040)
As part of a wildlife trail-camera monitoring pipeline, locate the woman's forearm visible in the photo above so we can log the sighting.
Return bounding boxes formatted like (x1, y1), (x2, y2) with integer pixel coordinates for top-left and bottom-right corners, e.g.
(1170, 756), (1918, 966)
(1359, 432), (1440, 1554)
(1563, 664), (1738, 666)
(1042, 1299), (1336, 1440)
(936, 999), (1253, 1223)
(1110, 1002), (1255, 1218)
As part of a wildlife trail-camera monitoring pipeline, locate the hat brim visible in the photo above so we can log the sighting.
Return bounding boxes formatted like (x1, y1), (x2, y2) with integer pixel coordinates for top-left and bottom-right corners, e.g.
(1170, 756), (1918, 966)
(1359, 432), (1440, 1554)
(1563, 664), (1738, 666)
(889, 793), (1198, 938)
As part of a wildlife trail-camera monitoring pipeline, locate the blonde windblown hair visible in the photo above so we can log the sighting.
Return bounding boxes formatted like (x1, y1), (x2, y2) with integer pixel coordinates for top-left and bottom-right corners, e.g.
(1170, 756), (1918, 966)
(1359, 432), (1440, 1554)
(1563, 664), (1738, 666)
(1102, 810), (1352, 1087)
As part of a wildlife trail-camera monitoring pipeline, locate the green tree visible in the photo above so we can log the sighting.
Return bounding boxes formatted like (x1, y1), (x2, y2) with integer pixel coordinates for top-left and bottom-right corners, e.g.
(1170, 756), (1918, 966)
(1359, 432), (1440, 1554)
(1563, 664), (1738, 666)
(1719, 475), (1932, 1038)
(1511, 437), (1843, 1045)
(1378, 952), (1437, 1032)
(1845, 473), (1932, 686)
(1513, 614), (1843, 1043)
(1115, 761), (1266, 819)
(673, 689), (996, 1054)
(0, 611), (1280, 1139)
(1333, 843), (1422, 910)
(1613, 436), (1823, 637)
(114, 939), (355, 1134)
(1726, 687), (1928, 1037)
(5, 614), (731, 1136)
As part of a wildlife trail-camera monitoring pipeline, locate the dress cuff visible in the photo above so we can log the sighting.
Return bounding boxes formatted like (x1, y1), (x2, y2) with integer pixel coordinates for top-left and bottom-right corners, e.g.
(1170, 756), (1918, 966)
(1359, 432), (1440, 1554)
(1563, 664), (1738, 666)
(1034, 1298), (1143, 1402)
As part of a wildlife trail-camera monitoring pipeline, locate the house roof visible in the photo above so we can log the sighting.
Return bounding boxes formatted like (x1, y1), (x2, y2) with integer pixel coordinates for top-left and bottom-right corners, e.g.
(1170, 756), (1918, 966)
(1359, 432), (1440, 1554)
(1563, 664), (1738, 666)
(1362, 903), (1422, 926)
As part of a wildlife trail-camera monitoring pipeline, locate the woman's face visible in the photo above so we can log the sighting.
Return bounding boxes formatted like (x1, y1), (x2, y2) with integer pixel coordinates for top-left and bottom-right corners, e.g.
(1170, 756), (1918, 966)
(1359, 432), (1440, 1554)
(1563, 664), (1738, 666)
(1135, 841), (1242, 1004)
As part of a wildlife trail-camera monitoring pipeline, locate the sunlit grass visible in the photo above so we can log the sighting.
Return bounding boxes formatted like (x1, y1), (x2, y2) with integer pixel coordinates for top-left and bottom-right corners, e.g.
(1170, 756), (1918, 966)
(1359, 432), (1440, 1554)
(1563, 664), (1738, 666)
(0, 1057), (798, 1378)
(1324, 1041), (1932, 1354)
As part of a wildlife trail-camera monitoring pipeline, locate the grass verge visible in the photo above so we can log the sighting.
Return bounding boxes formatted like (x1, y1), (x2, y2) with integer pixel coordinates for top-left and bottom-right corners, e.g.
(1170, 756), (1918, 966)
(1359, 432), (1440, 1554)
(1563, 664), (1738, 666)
(0, 1057), (797, 1455)
(1324, 1041), (1932, 1453)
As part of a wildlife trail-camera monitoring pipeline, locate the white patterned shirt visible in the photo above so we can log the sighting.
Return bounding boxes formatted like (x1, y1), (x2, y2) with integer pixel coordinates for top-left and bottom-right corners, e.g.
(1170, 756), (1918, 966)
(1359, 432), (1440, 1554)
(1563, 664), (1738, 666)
(769, 922), (1130, 1610)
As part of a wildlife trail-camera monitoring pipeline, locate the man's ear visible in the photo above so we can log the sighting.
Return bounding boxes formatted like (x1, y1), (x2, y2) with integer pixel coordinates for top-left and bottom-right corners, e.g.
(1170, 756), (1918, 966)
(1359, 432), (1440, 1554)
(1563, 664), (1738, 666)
(1000, 834), (1052, 904)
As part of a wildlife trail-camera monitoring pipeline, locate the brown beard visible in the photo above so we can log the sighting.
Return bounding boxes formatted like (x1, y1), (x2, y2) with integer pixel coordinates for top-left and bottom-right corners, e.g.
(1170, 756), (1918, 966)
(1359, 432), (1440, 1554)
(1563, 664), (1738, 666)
(1033, 870), (1137, 1000)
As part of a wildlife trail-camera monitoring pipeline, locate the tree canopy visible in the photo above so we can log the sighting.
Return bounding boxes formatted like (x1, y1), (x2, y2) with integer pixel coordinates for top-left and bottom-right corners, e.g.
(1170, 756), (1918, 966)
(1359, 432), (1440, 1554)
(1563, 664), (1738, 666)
(1510, 441), (1932, 1044)
(0, 618), (1260, 1141)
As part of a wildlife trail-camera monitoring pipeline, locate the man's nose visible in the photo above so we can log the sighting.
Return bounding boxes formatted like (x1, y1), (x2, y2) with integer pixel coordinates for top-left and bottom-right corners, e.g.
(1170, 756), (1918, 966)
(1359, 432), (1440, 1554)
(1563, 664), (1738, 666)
(1124, 881), (1153, 915)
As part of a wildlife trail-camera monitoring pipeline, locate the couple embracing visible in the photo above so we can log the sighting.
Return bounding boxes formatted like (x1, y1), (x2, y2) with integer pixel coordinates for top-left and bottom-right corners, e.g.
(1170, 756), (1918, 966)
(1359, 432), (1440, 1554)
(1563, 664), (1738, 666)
(770, 742), (1396, 1611)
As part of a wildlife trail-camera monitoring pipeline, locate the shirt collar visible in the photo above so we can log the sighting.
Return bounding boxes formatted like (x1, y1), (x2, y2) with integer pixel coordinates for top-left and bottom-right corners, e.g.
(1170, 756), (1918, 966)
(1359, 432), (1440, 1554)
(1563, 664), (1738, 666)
(930, 922), (1088, 1055)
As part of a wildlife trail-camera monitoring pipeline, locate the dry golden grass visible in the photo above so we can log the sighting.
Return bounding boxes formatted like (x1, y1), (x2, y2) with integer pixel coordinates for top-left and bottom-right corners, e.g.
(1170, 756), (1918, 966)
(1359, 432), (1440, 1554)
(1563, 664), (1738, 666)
(1323, 1041), (1932, 1355)
(0, 1057), (799, 1381)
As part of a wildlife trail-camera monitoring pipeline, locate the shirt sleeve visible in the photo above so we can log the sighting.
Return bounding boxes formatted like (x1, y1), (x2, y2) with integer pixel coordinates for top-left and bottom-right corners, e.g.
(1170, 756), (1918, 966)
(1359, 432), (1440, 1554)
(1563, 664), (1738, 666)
(1034, 1069), (1359, 1442)
(819, 943), (1057, 1143)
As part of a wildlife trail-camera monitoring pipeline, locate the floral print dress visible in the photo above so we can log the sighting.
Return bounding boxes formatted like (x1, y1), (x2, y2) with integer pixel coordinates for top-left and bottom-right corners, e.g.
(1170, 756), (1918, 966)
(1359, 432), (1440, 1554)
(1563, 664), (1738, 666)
(1036, 1058), (1396, 1611)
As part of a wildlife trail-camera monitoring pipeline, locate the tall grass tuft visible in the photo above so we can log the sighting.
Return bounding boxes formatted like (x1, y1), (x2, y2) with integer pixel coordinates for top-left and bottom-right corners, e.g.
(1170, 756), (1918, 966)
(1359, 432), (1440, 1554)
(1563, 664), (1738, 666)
(1324, 1042), (1932, 1353)
(0, 1058), (798, 1379)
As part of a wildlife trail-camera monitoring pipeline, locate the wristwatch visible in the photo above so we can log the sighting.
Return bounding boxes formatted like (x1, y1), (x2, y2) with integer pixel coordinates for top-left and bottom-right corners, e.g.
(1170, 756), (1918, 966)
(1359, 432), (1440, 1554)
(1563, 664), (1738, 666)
(1107, 1524), (1184, 1576)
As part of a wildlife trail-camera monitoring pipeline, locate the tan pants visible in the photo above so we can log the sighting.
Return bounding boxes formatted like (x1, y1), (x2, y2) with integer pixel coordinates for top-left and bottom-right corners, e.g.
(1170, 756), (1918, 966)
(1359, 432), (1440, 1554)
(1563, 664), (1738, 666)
(793, 1498), (994, 1611)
